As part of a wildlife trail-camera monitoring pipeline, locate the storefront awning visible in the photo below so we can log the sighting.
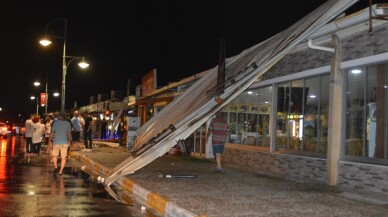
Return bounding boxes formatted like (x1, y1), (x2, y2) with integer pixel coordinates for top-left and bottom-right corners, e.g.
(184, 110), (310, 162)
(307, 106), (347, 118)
(103, 0), (359, 200)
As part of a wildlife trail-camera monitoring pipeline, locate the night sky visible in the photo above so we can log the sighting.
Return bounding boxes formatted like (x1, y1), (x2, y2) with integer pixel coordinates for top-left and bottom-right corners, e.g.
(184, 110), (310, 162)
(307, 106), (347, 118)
(0, 0), (381, 123)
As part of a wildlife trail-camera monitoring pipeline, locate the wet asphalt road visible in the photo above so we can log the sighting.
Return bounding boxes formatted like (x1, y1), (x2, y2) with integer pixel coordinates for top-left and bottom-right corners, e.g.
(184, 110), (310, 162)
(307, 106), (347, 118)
(0, 135), (154, 217)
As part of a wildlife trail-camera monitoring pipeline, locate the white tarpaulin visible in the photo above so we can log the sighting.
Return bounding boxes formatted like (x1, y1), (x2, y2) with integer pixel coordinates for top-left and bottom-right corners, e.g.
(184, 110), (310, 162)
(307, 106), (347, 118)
(102, 0), (359, 199)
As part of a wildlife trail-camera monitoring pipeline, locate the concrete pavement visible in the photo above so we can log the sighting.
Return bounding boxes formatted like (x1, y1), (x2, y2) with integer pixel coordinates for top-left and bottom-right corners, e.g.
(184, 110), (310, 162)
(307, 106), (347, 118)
(69, 142), (388, 217)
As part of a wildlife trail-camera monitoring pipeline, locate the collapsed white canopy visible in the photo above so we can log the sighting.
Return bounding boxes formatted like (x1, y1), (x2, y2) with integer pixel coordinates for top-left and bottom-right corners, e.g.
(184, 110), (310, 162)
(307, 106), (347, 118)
(103, 0), (359, 198)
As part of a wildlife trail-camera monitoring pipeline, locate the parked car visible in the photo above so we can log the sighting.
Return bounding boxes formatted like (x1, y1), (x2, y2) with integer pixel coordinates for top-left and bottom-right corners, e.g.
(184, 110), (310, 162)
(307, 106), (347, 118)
(0, 122), (8, 138)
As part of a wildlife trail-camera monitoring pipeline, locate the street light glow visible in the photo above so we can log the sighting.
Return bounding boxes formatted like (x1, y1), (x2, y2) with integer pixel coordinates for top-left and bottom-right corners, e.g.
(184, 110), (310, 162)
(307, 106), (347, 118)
(34, 81), (41, 86)
(53, 92), (60, 97)
(78, 61), (89, 68)
(30, 96), (36, 100)
(39, 38), (52, 46)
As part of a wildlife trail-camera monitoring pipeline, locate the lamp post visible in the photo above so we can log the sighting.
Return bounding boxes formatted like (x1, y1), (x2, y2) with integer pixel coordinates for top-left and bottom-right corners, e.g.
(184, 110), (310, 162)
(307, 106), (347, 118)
(39, 18), (89, 112)
(62, 56), (89, 111)
(33, 71), (48, 116)
(33, 78), (60, 117)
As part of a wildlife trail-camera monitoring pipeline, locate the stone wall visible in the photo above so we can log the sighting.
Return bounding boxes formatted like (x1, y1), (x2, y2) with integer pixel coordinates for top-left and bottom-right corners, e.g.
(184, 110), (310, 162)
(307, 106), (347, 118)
(338, 161), (388, 195)
(222, 146), (388, 196)
(222, 145), (327, 184)
(262, 22), (388, 80)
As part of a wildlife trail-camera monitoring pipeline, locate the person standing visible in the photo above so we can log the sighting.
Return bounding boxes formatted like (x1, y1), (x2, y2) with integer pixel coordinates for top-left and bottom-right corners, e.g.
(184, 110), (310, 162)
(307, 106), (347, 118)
(48, 112), (72, 175)
(117, 117), (126, 148)
(24, 114), (34, 155)
(71, 110), (82, 150)
(31, 116), (44, 155)
(100, 119), (108, 140)
(44, 116), (52, 155)
(79, 114), (85, 148)
(208, 111), (229, 172)
(83, 112), (93, 152)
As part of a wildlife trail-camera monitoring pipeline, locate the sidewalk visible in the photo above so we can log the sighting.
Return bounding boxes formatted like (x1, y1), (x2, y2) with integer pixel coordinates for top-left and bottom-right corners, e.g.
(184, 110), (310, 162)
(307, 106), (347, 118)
(69, 142), (388, 217)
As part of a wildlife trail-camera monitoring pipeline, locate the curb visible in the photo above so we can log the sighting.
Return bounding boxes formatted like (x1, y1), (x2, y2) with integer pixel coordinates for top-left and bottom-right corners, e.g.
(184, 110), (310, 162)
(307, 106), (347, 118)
(69, 151), (204, 217)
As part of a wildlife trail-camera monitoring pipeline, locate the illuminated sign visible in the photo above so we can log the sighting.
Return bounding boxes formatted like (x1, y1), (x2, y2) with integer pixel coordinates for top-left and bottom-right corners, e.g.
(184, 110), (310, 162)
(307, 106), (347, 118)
(40, 93), (46, 107)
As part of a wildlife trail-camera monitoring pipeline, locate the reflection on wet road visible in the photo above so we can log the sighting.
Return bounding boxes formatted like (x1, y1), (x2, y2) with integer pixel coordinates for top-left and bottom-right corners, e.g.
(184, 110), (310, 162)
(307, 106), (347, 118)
(0, 136), (153, 217)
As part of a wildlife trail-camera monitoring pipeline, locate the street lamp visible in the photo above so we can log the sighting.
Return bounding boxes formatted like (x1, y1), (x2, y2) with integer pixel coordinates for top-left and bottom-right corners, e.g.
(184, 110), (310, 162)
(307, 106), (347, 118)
(39, 18), (89, 112)
(33, 79), (60, 117)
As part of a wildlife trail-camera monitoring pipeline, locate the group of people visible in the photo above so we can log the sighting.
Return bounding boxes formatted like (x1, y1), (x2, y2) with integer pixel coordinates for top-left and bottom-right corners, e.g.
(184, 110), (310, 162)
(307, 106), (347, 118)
(98, 116), (127, 149)
(24, 110), (94, 175)
(69, 110), (93, 152)
(24, 107), (228, 175)
(24, 114), (51, 156)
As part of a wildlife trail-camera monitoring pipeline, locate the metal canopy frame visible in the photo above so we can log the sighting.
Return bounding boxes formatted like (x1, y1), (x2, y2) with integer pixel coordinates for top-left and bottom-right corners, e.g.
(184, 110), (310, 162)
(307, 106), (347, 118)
(100, 0), (360, 202)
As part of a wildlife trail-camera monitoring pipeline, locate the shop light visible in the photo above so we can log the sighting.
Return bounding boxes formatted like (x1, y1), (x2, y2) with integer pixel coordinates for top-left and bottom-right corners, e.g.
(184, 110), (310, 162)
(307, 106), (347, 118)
(351, 69), (362, 74)
(309, 95), (316, 98)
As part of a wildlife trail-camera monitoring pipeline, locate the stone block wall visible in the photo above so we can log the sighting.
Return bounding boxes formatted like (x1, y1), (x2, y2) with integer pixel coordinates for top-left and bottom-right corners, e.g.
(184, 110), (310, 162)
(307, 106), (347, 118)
(222, 146), (388, 196)
(262, 22), (388, 80)
(342, 24), (388, 61)
(338, 161), (388, 195)
(222, 146), (327, 184)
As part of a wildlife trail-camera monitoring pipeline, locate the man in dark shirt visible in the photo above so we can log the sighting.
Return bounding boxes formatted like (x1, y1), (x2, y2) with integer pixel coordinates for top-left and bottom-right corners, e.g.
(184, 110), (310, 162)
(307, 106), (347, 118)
(100, 119), (108, 140)
(117, 117), (126, 147)
(83, 112), (93, 152)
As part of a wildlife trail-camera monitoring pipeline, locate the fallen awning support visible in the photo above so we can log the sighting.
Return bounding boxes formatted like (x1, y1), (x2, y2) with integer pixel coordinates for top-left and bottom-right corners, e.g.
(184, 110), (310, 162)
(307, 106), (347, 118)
(100, 0), (359, 203)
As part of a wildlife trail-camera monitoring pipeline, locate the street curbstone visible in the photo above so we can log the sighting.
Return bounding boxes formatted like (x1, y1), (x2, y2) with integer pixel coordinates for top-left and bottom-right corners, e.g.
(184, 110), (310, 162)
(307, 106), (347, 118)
(147, 192), (169, 216)
(122, 178), (135, 193)
(132, 182), (151, 205)
(71, 151), (203, 217)
(166, 202), (199, 217)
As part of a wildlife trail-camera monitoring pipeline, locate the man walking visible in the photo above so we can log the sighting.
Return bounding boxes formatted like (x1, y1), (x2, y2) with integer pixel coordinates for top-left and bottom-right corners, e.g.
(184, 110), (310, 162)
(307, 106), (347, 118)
(208, 111), (229, 172)
(48, 112), (72, 175)
(83, 112), (93, 152)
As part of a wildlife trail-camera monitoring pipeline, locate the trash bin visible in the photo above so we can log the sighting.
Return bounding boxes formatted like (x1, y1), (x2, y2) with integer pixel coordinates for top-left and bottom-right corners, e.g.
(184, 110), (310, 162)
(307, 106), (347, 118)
(127, 131), (137, 152)
(125, 117), (140, 152)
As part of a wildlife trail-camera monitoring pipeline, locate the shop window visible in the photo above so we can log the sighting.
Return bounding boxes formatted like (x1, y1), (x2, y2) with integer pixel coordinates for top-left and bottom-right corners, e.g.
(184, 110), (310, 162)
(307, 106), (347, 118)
(224, 86), (272, 146)
(346, 64), (388, 159)
(276, 76), (329, 154)
(277, 80), (309, 150)
(302, 76), (329, 153)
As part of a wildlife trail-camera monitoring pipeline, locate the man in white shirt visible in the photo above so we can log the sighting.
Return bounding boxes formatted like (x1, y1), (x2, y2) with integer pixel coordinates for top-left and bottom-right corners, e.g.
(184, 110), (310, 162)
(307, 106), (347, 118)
(24, 114), (34, 154)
